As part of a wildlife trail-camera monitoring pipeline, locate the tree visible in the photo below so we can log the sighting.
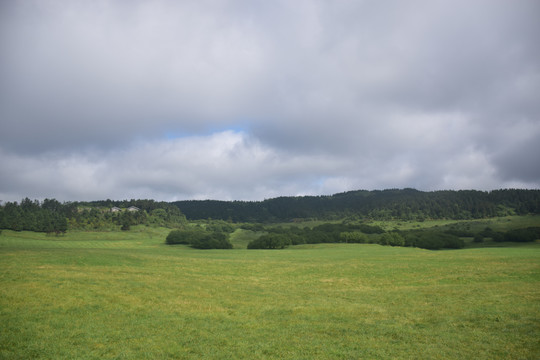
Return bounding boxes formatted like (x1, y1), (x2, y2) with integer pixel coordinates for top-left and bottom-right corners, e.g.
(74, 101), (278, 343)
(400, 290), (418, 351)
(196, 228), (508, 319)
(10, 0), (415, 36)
(150, 209), (168, 226)
(49, 212), (67, 235)
(247, 234), (291, 249)
(166, 229), (197, 245)
(42, 198), (62, 213)
(119, 212), (132, 231)
(408, 232), (464, 250)
(190, 232), (233, 249)
(165, 229), (232, 249)
(339, 232), (368, 243)
(2, 202), (24, 231)
(473, 234), (484, 243)
(379, 232), (405, 246)
(504, 228), (540, 242)
(491, 232), (505, 242)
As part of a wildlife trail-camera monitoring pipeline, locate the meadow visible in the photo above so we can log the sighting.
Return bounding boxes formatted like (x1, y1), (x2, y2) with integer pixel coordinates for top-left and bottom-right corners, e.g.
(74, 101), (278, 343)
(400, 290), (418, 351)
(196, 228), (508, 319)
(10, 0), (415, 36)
(1, 225), (539, 359)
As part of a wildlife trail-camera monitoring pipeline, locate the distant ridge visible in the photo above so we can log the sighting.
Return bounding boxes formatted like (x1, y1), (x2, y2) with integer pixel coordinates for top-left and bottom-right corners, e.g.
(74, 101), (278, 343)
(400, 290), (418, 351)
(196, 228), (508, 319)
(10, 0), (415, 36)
(172, 188), (540, 222)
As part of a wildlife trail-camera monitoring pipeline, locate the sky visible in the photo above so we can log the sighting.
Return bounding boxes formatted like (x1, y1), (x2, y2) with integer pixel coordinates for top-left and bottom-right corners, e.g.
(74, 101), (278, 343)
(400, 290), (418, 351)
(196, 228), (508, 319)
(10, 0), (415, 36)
(1, 0), (539, 202)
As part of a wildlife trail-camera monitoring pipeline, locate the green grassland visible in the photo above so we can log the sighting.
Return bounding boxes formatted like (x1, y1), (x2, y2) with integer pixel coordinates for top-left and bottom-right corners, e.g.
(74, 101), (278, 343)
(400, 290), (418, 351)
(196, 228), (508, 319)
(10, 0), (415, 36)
(229, 229), (265, 249)
(1, 224), (540, 359)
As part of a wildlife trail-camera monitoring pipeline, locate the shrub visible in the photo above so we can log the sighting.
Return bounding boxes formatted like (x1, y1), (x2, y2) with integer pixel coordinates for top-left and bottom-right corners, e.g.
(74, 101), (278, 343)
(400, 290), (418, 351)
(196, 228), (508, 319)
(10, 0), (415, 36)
(480, 227), (495, 237)
(339, 232), (368, 243)
(442, 234), (466, 249)
(247, 234), (291, 249)
(404, 231), (465, 250)
(190, 232), (233, 249)
(504, 228), (540, 242)
(491, 232), (505, 242)
(313, 223), (348, 233)
(444, 229), (474, 237)
(413, 234), (444, 250)
(305, 231), (335, 244)
(355, 224), (385, 234)
(473, 234), (484, 243)
(206, 221), (235, 233)
(165, 229), (201, 245)
(289, 234), (306, 245)
(379, 232), (405, 246)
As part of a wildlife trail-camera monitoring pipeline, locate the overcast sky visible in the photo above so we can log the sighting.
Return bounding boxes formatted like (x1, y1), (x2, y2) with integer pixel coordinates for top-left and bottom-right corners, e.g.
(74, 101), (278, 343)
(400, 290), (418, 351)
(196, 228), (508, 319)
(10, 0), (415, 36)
(1, 0), (539, 202)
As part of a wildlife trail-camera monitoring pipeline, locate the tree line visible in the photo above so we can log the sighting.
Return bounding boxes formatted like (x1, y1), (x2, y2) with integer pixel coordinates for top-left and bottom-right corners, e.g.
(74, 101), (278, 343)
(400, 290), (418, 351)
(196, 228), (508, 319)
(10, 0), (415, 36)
(245, 223), (466, 250)
(0, 198), (69, 234)
(244, 223), (540, 250)
(0, 198), (187, 233)
(173, 189), (540, 222)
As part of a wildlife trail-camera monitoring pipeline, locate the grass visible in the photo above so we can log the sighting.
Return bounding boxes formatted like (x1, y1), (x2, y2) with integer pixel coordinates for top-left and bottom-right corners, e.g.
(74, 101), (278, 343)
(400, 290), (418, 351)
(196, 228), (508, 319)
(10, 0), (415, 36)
(1, 228), (539, 359)
(229, 229), (265, 249)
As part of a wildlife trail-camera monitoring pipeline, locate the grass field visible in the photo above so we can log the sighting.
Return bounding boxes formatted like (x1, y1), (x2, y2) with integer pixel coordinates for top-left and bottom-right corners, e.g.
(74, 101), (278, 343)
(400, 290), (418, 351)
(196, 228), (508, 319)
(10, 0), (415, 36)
(1, 227), (539, 359)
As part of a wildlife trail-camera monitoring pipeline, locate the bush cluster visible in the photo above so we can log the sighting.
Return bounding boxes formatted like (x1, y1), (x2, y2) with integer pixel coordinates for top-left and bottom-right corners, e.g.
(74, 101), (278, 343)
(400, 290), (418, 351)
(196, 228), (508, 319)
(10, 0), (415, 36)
(339, 232), (368, 243)
(379, 232), (405, 246)
(191, 232), (232, 249)
(246, 223), (382, 249)
(165, 229), (232, 249)
(444, 229), (475, 237)
(401, 231), (465, 249)
(503, 227), (540, 242)
(247, 234), (290, 249)
(245, 222), (471, 250)
(461, 226), (539, 243)
(167, 221), (539, 251)
(247, 223), (384, 248)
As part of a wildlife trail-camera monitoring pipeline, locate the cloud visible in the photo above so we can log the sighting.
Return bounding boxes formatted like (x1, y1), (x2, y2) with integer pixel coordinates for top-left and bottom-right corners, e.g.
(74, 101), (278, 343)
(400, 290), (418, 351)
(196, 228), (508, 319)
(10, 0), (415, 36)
(0, 131), (352, 201)
(0, 0), (539, 201)
(1, 129), (533, 202)
(490, 120), (540, 183)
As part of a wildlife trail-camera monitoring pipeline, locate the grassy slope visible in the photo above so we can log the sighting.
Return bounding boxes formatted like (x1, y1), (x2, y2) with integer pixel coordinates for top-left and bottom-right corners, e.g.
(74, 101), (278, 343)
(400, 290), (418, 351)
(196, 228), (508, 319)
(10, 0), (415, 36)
(1, 228), (539, 359)
(228, 229), (265, 249)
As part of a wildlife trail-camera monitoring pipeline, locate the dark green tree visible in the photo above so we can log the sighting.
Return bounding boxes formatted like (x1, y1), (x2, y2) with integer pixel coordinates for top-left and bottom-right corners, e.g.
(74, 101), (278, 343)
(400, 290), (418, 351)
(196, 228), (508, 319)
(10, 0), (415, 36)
(190, 232), (233, 249)
(379, 232), (405, 246)
(247, 234), (291, 249)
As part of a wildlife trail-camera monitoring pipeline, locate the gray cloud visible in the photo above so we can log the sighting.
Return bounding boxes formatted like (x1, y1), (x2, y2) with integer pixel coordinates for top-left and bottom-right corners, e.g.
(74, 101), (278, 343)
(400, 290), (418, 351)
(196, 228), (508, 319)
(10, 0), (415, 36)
(491, 122), (540, 183)
(1, 0), (539, 201)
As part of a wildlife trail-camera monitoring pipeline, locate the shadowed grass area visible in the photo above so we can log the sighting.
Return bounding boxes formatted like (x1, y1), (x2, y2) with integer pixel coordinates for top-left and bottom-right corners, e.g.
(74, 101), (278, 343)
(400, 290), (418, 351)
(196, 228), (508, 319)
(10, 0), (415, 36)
(1, 230), (539, 359)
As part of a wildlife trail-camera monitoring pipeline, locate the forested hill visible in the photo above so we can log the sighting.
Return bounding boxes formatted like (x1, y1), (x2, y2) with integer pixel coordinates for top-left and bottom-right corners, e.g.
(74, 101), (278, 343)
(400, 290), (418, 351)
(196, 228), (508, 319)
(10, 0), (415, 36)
(172, 189), (540, 222)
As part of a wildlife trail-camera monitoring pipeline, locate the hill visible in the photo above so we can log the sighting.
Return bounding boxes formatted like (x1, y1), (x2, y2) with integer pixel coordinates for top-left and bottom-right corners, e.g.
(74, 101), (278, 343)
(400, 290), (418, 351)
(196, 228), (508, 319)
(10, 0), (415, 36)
(173, 188), (540, 222)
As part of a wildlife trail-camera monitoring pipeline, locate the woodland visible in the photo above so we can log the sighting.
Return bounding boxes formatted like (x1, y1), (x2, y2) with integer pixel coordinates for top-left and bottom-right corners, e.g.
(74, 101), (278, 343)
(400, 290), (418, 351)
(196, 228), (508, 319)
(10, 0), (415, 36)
(1, 189), (539, 250)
